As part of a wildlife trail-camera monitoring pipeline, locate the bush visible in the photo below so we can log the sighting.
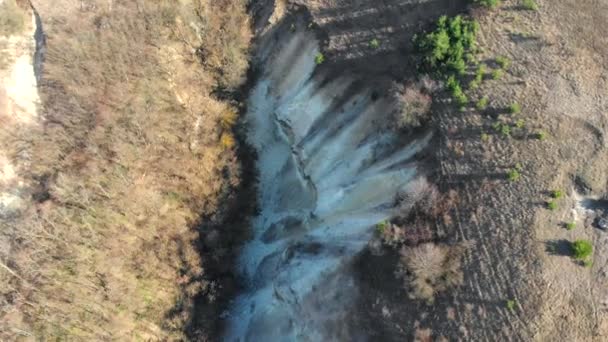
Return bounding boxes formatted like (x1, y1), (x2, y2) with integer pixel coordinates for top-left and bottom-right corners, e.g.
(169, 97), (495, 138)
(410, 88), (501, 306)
(369, 38), (380, 49)
(537, 130), (547, 140)
(398, 243), (466, 302)
(509, 102), (521, 114)
(393, 83), (432, 129)
(476, 96), (489, 110)
(515, 119), (525, 128)
(447, 75), (468, 106)
(419, 15), (479, 76)
(547, 200), (558, 210)
(522, 0), (538, 10)
(551, 189), (564, 199)
(492, 69), (504, 80)
(0, 0), (26, 36)
(469, 63), (487, 89)
(496, 56), (511, 69)
(507, 169), (521, 181)
(566, 222), (576, 230)
(376, 220), (388, 234)
(315, 52), (325, 64)
(501, 124), (511, 137)
(481, 132), (490, 142)
(571, 240), (593, 260)
(475, 0), (501, 8)
(506, 299), (517, 311)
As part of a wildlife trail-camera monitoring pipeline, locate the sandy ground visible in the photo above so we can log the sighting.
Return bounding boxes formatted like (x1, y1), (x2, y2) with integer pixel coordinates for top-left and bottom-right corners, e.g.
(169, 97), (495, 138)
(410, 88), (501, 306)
(0, 6), (39, 212)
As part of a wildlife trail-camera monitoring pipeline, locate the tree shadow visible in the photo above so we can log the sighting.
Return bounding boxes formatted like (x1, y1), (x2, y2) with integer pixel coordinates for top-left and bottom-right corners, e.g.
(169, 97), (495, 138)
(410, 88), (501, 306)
(545, 239), (572, 257)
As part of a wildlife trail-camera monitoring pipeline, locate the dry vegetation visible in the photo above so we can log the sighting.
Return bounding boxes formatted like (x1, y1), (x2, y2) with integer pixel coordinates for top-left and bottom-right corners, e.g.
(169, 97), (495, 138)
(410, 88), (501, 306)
(1, 0), (251, 340)
(377, 177), (466, 302)
(392, 79), (434, 130)
(0, 0), (26, 36)
(397, 243), (466, 302)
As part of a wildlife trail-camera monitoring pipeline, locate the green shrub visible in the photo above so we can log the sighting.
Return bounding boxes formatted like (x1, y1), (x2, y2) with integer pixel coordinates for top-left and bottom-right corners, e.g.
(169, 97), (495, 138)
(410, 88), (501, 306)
(551, 189), (563, 199)
(469, 64), (487, 89)
(515, 119), (525, 128)
(537, 131), (547, 140)
(447, 76), (468, 106)
(566, 222), (576, 230)
(315, 53), (325, 65)
(496, 56), (511, 70)
(369, 38), (380, 49)
(507, 169), (520, 181)
(419, 15), (479, 76)
(481, 133), (490, 142)
(515, 162), (523, 171)
(476, 96), (489, 110)
(501, 124), (511, 137)
(376, 220), (388, 234)
(509, 102), (521, 114)
(547, 200), (557, 210)
(571, 240), (592, 260)
(506, 299), (516, 311)
(522, 0), (538, 10)
(475, 0), (501, 8)
(492, 69), (504, 80)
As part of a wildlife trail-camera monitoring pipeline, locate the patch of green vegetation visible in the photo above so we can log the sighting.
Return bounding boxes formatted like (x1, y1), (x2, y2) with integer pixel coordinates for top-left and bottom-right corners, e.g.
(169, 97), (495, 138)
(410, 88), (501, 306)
(418, 15), (479, 77)
(376, 220), (388, 234)
(315, 53), (325, 65)
(475, 0), (501, 8)
(566, 222), (576, 230)
(501, 124), (511, 137)
(507, 169), (521, 182)
(509, 102), (521, 114)
(584, 260), (593, 268)
(515, 119), (525, 129)
(551, 189), (564, 199)
(515, 163), (523, 171)
(536, 130), (547, 140)
(476, 96), (489, 110)
(506, 299), (517, 311)
(469, 63), (487, 89)
(496, 56), (511, 70)
(447, 75), (468, 107)
(547, 200), (557, 210)
(369, 38), (380, 49)
(522, 0), (538, 10)
(481, 132), (490, 142)
(491, 69), (504, 80)
(571, 240), (592, 261)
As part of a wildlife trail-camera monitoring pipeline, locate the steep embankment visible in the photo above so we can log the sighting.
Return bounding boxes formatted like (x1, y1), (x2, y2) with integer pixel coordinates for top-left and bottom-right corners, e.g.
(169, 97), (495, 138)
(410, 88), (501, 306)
(231, 0), (608, 341)
(225, 23), (431, 340)
(1, 1), (252, 340)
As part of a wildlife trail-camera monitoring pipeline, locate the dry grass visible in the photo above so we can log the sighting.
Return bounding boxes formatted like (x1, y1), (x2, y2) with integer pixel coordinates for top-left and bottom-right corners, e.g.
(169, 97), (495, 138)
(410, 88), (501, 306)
(1, 0), (250, 340)
(0, 0), (26, 36)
